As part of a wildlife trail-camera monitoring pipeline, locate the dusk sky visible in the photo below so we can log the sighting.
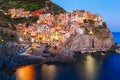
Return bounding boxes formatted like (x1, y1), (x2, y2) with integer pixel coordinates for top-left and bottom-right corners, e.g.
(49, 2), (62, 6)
(52, 0), (120, 32)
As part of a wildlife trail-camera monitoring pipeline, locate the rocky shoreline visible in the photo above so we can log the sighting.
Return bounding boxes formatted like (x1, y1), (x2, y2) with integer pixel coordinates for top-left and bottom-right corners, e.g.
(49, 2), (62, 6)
(0, 43), (118, 67)
(0, 43), (120, 80)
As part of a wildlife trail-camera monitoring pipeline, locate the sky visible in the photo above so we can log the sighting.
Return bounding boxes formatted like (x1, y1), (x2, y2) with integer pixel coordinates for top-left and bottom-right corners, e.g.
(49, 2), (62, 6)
(52, 0), (120, 32)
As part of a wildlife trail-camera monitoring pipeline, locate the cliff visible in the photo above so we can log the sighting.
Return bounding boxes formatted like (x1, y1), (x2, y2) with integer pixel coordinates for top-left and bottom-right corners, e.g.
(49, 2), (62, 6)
(66, 29), (114, 52)
(65, 21), (114, 52)
(0, 0), (114, 51)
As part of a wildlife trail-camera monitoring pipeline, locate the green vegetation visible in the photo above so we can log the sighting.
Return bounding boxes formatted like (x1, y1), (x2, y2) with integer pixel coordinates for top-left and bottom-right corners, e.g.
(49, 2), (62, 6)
(0, 31), (18, 43)
(51, 2), (65, 15)
(96, 26), (103, 30)
(88, 20), (95, 24)
(0, 0), (65, 13)
(0, 0), (45, 11)
(0, 0), (66, 43)
(0, 0), (66, 26)
(103, 22), (107, 28)
(10, 16), (39, 24)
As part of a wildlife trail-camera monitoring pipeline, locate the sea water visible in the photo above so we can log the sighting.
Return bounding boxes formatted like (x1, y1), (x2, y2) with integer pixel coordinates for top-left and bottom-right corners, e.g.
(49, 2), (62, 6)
(15, 32), (120, 80)
(112, 32), (120, 44)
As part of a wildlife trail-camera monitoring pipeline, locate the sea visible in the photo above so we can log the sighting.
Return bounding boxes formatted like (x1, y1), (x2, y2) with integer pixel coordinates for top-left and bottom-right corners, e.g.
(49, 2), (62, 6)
(15, 32), (120, 80)
(112, 32), (120, 44)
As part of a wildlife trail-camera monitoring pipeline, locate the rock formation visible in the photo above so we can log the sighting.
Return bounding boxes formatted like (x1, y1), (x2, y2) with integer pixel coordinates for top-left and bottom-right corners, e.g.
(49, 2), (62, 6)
(66, 25), (114, 52)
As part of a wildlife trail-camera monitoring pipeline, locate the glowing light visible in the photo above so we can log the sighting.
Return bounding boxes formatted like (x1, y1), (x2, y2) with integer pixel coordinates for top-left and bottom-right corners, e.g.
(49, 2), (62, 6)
(51, 32), (60, 41)
(84, 55), (96, 80)
(94, 18), (97, 21)
(89, 31), (94, 35)
(31, 38), (35, 43)
(37, 20), (40, 24)
(23, 30), (27, 35)
(54, 35), (59, 40)
(1, 39), (4, 42)
(42, 37), (46, 42)
(4, 12), (8, 15)
(32, 44), (37, 48)
(83, 17), (86, 19)
(19, 37), (23, 42)
(42, 64), (56, 80)
(15, 65), (36, 80)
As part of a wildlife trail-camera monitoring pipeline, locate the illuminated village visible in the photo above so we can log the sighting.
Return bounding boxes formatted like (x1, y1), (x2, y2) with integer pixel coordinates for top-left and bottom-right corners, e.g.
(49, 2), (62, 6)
(1, 1), (120, 80)
(0, 2), (114, 57)
(0, 4), (114, 55)
(7, 8), (103, 46)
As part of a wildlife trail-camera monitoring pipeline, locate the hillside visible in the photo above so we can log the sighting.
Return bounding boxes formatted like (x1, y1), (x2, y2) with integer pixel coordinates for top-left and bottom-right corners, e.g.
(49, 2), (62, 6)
(0, 0), (65, 14)
(0, 0), (114, 51)
(0, 0), (66, 43)
(0, 0), (66, 26)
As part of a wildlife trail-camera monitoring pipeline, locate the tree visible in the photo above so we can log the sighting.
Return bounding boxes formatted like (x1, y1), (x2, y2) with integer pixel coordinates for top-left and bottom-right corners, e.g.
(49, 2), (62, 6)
(103, 22), (107, 28)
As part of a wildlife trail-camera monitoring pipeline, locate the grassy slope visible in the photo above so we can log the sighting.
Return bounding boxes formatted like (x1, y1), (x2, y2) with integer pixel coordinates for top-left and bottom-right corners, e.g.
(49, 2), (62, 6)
(0, 0), (66, 24)
(0, 0), (66, 42)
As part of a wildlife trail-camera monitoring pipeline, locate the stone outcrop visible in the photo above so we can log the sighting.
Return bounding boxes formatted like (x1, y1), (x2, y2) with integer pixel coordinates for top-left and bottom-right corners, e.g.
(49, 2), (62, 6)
(0, 44), (46, 80)
(66, 28), (114, 52)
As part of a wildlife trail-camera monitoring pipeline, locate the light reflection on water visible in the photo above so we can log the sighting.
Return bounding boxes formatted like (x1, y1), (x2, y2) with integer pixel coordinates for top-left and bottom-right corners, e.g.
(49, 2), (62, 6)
(41, 64), (57, 80)
(84, 55), (97, 80)
(15, 53), (120, 80)
(15, 65), (36, 80)
(76, 54), (102, 80)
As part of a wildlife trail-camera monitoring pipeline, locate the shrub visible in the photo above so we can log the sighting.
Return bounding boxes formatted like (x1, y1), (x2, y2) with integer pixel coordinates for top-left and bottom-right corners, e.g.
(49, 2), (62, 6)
(103, 22), (107, 28)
